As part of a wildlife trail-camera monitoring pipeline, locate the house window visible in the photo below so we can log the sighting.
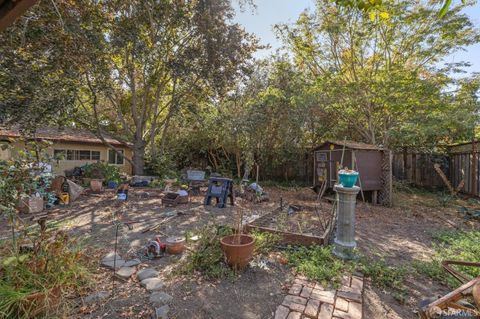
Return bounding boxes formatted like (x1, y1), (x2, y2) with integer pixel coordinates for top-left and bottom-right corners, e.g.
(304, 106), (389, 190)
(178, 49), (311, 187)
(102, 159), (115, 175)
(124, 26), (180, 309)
(54, 149), (101, 161)
(108, 149), (124, 165)
(79, 150), (91, 160)
(91, 151), (100, 160)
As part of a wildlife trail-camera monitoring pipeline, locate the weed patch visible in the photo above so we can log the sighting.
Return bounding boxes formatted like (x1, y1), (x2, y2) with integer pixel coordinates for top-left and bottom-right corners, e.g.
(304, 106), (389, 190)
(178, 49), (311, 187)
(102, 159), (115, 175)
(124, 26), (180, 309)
(284, 245), (408, 300)
(250, 231), (281, 255)
(0, 232), (91, 318)
(179, 225), (235, 279)
(284, 245), (354, 287)
(414, 230), (480, 287)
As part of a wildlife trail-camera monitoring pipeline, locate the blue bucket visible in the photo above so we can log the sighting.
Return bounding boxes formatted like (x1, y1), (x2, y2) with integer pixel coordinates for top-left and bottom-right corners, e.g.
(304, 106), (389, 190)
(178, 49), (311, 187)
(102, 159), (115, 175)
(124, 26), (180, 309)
(339, 172), (359, 188)
(107, 181), (118, 189)
(117, 189), (128, 201)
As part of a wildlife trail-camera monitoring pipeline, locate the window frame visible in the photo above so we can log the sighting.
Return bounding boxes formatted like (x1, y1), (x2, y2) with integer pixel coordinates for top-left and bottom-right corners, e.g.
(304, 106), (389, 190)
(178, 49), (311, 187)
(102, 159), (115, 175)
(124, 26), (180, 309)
(53, 149), (102, 161)
(108, 149), (124, 165)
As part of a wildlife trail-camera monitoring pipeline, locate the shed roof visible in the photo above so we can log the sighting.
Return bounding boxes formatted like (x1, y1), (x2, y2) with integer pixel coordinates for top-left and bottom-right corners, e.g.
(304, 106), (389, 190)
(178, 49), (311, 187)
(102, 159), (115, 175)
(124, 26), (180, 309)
(0, 127), (131, 148)
(315, 140), (384, 151)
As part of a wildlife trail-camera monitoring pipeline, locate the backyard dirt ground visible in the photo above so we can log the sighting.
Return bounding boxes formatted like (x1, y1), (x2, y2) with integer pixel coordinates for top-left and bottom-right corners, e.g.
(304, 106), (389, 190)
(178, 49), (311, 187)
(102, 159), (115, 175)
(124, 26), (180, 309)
(1, 185), (479, 319)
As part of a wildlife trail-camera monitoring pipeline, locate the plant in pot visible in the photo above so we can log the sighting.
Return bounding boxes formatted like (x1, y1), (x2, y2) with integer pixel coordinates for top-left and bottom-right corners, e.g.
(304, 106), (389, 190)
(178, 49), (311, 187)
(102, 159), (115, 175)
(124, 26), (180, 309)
(83, 163), (104, 192)
(220, 209), (255, 270)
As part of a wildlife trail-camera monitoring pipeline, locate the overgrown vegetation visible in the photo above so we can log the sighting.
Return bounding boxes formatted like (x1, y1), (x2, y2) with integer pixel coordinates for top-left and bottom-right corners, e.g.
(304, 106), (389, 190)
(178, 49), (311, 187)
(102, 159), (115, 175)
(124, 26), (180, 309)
(179, 224), (235, 279)
(0, 232), (91, 318)
(414, 230), (480, 287)
(285, 246), (354, 287)
(250, 231), (281, 255)
(358, 257), (408, 303)
(284, 245), (407, 301)
(0, 145), (92, 318)
(82, 162), (121, 184)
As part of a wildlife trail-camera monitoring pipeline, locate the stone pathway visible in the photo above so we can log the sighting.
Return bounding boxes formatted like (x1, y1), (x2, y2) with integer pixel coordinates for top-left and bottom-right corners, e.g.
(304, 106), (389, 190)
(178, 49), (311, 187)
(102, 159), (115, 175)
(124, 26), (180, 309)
(100, 252), (173, 319)
(275, 274), (364, 319)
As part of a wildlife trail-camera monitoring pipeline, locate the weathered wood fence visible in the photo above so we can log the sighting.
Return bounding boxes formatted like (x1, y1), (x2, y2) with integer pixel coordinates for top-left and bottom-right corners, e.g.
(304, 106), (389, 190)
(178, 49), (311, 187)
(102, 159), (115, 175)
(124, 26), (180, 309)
(392, 142), (480, 196)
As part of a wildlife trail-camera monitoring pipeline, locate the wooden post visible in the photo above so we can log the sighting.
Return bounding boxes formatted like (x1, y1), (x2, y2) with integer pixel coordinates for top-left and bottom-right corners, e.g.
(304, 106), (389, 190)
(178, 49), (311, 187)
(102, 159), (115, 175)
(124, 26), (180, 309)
(472, 138), (477, 196)
(412, 153), (417, 185)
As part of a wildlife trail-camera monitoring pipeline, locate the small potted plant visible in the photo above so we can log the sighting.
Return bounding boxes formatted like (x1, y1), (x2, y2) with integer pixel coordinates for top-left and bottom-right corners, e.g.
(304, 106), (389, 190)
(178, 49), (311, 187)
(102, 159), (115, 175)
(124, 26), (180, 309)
(220, 210), (255, 270)
(338, 167), (359, 188)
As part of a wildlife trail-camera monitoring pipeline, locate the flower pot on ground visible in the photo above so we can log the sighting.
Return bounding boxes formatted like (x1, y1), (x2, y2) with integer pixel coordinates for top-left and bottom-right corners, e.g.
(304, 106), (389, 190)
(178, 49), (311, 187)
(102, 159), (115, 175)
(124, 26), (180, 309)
(166, 236), (186, 255)
(90, 179), (104, 192)
(220, 234), (255, 270)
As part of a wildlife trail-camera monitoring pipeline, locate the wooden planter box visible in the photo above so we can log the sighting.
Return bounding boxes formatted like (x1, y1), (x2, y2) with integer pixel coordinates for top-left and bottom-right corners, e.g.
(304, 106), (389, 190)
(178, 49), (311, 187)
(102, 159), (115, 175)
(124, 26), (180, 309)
(245, 210), (335, 246)
(162, 192), (189, 206)
(18, 196), (44, 214)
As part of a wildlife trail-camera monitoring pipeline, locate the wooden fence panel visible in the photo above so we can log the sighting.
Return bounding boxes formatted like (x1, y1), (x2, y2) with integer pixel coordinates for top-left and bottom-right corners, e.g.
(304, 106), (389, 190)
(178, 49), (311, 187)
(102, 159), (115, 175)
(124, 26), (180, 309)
(392, 153), (448, 190)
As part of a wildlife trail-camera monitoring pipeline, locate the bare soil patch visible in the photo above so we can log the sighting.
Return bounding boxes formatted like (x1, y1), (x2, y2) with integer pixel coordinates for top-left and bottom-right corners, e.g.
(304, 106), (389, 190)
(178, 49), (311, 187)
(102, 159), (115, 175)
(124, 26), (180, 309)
(1, 186), (478, 318)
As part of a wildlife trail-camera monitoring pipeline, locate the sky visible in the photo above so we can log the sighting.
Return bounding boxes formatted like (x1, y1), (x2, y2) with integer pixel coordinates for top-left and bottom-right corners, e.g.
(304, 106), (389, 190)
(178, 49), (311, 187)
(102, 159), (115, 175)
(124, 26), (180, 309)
(233, 0), (480, 76)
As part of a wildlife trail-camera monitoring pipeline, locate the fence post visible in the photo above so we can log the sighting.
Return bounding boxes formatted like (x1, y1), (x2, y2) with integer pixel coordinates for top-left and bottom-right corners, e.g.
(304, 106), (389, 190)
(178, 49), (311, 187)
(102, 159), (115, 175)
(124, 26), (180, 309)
(472, 139), (477, 196)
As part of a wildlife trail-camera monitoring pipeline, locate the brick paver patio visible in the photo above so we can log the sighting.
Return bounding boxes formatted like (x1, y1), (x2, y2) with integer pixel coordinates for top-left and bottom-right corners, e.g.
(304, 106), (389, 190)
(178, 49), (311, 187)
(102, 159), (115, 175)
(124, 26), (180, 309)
(275, 274), (364, 319)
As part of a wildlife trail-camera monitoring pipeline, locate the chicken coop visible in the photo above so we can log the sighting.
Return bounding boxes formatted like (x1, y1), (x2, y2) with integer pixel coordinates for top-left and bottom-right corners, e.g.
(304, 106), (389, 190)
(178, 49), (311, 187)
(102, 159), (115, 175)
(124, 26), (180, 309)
(313, 140), (392, 206)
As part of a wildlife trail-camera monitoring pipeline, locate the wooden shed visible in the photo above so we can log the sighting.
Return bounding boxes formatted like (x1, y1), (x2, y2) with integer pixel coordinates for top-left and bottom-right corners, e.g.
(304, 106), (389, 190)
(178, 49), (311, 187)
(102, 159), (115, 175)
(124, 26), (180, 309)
(313, 140), (392, 205)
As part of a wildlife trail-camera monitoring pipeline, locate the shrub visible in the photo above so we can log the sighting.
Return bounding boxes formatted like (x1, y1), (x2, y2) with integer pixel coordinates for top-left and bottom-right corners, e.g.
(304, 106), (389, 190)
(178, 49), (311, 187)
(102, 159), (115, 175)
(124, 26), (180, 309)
(250, 231), (281, 255)
(179, 225), (235, 279)
(83, 162), (121, 183)
(145, 155), (178, 179)
(0, 232), (91, 318)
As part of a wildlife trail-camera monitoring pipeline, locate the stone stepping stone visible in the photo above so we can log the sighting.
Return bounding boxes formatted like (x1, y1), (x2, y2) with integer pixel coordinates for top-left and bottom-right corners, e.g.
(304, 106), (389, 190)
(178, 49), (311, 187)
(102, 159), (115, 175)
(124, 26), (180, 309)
(101, 259), (125, 269)
(84, 291), (109, 304)
(155, 305), (170, 319)
(124, 258), (141, 267)
(102, 252), (122, 263)
(116, 266), (136, 279)
(141, 278), (164, 291)
(137, 268), (158, 281)
(150, 292), (173, 306)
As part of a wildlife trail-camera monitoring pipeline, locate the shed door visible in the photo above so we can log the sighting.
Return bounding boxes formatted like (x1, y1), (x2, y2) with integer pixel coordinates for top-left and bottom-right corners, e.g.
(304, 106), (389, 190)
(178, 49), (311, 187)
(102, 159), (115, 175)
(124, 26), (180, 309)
(315, 151), (328, 185)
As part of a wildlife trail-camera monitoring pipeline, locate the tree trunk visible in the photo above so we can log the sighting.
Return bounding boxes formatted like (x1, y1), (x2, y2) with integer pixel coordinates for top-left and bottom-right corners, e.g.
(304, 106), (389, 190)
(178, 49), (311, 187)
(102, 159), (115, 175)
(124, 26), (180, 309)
(236, 151), (242, 179)
(132, 138), (146, 175)
(158, 108), (174, 159)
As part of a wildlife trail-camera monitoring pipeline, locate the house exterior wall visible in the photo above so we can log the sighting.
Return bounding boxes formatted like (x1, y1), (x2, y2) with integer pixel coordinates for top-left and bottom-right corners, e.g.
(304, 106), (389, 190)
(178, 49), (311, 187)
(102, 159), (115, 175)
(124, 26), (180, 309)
(2, 140), (133, 175)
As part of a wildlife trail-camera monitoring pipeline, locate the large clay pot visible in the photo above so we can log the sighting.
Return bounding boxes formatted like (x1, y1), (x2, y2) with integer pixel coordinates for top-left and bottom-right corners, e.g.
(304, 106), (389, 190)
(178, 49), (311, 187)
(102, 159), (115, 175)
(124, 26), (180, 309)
(220, 234), (255, 270)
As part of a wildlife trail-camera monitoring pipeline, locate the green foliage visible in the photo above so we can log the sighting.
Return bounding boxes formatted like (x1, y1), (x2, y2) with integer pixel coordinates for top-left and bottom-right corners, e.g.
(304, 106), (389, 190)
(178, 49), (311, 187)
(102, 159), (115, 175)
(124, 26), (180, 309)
(145, 155), (178, 179)
(250, 231), (281, 255)
(358, 257), (407, 292)
(82, 162), (121, 183)
(0, 232), (91, 318)
(285, 245), (407, 300)
(415, 230), (480, 287)
(436, 192), (455, 208)
(274, 1), (479, 151)
(0, 2), (81, 129)
(179, 224), (235, 279)
(285, 245), (354, 287)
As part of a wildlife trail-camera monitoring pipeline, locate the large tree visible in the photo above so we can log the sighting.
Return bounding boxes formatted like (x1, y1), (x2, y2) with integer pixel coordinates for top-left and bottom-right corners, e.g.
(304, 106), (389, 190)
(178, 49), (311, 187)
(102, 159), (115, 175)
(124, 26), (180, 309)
(72, 0), (258, 174)
(276, 0), (480, 150)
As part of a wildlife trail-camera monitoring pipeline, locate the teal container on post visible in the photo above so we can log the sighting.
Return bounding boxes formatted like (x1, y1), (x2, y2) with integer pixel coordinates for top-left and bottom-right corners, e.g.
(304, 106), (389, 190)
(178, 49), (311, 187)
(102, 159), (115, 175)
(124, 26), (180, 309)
(339, 172), (359, 188)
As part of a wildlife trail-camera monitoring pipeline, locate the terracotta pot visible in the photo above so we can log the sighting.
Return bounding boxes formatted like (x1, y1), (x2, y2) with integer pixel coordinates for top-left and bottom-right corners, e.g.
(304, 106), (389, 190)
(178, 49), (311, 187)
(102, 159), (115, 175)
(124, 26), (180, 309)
(220, 234), (255, 270)
(166, 236), (186, 255)
(90, 179), (103, 192)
